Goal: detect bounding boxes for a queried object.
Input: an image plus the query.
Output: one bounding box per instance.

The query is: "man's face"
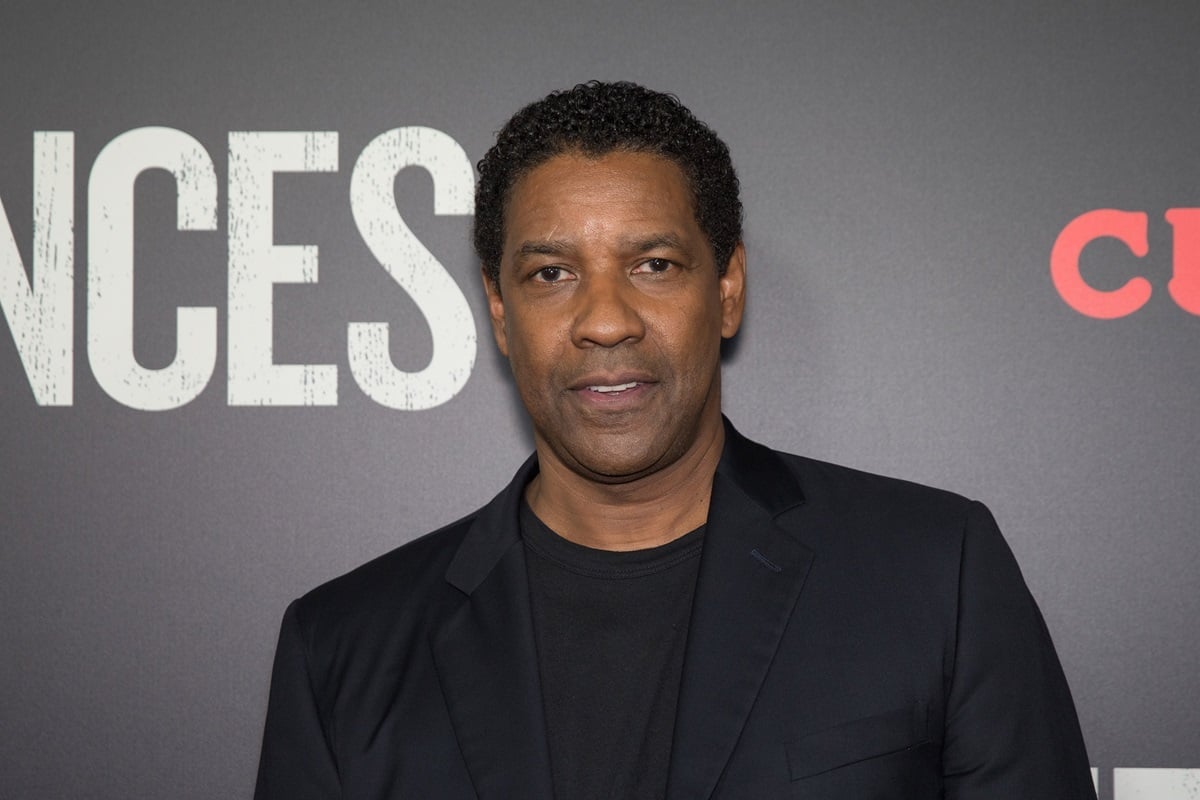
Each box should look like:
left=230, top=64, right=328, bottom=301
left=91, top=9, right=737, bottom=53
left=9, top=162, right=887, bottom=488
left=485, top=150, right=745, bottom=484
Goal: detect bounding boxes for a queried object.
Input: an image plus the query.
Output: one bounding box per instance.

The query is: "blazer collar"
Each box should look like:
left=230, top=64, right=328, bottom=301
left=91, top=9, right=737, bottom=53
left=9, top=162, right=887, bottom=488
left=715, top=417, right=808, bottom=516
left=442, top=417, right=807, bottom=594
left=443, top=452, right=538, bottom=596
left=434, top=419, right=814, bottom=800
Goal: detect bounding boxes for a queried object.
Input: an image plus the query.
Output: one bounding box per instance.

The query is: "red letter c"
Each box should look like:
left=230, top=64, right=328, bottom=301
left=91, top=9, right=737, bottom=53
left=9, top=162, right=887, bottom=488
left=1050, top=209, right=1151, bottom=319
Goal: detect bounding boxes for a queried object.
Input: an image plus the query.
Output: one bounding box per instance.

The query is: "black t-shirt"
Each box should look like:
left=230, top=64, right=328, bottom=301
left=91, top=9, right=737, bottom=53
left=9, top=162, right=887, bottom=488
left=520, top=501, right=704, bottom=800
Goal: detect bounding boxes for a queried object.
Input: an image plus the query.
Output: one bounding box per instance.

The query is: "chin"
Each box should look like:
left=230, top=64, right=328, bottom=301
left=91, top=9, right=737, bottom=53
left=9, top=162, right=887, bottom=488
left=562, top=436, right=677, bottom=484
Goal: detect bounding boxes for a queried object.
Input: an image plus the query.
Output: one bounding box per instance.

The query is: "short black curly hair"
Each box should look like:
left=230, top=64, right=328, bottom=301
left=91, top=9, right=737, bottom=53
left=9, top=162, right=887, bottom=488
left=474, top=81, right=743, bottom=284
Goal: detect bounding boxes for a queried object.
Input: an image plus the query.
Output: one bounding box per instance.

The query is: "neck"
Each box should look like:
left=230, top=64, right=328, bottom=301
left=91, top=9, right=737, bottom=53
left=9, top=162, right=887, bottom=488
left=526, top=419, right=725, bottom=551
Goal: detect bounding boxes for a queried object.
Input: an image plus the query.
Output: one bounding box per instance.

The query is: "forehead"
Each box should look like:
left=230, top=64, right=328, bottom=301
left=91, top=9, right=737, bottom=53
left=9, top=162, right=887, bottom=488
left=502, top=151, right=700, bottom=252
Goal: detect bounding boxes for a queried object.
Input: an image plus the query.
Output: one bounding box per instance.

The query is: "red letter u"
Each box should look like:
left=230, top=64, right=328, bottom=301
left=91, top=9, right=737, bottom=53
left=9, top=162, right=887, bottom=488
left=1164, top=208, right=1200, bottom=315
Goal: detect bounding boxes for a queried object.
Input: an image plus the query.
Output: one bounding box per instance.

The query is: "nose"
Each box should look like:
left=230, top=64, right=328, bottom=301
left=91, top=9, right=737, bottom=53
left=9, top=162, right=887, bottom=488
left=571, top=273, right=645, bottom=348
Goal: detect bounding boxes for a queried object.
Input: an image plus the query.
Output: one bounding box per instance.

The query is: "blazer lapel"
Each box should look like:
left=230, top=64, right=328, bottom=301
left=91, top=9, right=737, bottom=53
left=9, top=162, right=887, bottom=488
left=430, top=457, right=555, bottom=800
left=666, top=423, right=815, bottom=800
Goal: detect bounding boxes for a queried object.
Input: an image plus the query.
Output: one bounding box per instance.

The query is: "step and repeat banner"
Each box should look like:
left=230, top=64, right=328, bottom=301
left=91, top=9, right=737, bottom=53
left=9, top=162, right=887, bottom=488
left=2, top=2, right=1197, bottom=798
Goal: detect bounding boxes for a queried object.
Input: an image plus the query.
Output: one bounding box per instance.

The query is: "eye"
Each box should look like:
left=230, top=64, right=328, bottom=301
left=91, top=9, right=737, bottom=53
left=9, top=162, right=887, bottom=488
left=633, top=257, right=674, bottom=275
left=532, top=266, right=572, bottom=283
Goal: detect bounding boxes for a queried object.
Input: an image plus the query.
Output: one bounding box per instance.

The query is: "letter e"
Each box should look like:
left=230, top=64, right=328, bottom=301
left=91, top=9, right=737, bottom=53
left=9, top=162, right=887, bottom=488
left=227, top=131, right=339, bottom=406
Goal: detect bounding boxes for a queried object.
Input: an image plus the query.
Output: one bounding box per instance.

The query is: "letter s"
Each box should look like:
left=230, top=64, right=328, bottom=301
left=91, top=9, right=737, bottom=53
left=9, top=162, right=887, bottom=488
left=348, top=127, right=475, bottom=410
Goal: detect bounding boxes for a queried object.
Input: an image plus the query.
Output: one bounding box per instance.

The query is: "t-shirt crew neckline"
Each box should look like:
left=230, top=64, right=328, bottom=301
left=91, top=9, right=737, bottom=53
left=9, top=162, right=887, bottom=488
left=518, top=499, right=706, bottom=580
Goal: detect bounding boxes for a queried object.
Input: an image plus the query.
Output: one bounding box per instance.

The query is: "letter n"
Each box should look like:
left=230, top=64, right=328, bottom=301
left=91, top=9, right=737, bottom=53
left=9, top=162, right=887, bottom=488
left=0, top=132, right=74, bottom=405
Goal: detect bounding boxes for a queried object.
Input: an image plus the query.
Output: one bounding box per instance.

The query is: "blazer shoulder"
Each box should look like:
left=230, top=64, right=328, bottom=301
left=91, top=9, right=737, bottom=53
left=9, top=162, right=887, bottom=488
left=721, top=424, right=984, bottom=557
left=767, top=447, right=984, bottom=555
left=721, top=422, right=975, bottom=530
left=787, top=451, right=972, bottom=513
left=289, top=509, right=479, bottom=640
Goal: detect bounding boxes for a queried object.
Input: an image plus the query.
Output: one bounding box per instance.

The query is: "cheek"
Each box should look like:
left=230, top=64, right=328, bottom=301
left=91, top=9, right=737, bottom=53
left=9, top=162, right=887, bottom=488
left=662, top=312, right=722, bottom=374
left=505, top=316, right=567, bottom=382
left=511, top=315, right=555, bottom=351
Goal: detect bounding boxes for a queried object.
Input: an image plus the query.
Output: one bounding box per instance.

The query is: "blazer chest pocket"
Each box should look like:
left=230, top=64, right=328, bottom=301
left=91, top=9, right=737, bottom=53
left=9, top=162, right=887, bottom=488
left=786, top=703, right=929, bottom=780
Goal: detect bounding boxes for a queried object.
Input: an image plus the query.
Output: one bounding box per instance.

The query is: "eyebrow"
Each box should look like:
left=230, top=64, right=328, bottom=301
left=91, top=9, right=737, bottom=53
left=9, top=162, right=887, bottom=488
left=625, top=233, right=684, bottom=253
left=514, top=240, right=572, bottom=259
left=512, top=233, right=686, bottom=260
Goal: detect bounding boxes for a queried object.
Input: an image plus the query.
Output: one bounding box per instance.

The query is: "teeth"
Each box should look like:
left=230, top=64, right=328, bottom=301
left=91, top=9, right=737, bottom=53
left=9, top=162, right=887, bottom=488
left=588, top=382, right=639, bottom=393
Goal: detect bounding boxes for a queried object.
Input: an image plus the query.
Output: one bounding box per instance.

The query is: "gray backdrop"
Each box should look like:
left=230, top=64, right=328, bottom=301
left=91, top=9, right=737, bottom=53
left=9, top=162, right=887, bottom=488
left=2, top=2, right=1197, bottom=798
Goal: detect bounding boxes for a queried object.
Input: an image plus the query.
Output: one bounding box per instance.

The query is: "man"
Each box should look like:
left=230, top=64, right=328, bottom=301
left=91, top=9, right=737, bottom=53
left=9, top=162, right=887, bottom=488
left=255, top=81, right=1096, bottom=799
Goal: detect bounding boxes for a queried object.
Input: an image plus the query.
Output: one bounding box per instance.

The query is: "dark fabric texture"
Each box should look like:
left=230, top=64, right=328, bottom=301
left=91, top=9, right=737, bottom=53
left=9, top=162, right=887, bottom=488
left=521, top=501, right=703, bottom=800
left=254, top=420, right=1097, bottom=799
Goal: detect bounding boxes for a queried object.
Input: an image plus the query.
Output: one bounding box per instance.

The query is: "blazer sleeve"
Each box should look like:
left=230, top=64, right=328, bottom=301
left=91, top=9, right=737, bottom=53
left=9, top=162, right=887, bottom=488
left=254, top=601, right=342, bottom=800
left=942, top=501, right=1096, bottom=799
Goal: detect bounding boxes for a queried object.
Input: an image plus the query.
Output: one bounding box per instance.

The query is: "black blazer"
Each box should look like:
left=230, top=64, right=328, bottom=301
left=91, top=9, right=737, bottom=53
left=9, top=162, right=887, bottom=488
left=255, top=423, right=1096, bottom=799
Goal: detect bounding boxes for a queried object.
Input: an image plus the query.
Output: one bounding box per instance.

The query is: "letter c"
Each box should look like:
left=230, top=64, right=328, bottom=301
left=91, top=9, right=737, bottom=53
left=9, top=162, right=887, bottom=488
left=1050, top=209, right=1151, bottom=319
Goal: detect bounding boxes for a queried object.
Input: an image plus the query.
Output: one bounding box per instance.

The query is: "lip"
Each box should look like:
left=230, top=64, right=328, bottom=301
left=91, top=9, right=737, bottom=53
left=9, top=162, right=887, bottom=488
left=568, top=371, right=657, bottom=392
left=567, top=372, right=659, bottom=410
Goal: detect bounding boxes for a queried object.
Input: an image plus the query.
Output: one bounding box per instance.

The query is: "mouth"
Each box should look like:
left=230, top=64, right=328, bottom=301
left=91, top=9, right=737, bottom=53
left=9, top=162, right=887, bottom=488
left=569, top=373, right=658, bottom=409
left=584, top=381, right=641, bottom=394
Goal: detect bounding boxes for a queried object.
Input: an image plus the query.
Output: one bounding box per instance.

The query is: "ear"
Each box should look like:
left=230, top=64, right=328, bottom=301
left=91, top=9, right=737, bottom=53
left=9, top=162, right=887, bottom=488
left=482, top=267, right=509, bottom=357
left=719, top=242, right=747, bottom=338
